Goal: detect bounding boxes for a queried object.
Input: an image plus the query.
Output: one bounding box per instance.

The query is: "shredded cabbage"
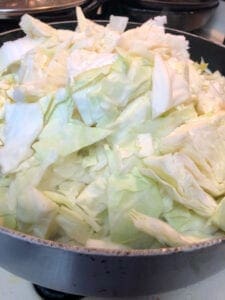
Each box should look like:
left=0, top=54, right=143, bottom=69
left=0, top=9, right=224, bottom=249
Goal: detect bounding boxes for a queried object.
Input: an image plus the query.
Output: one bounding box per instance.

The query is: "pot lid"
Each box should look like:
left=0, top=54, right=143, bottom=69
left=126, top=0, right=219, bottom=11
left=0, top=0, right=90, bottom=19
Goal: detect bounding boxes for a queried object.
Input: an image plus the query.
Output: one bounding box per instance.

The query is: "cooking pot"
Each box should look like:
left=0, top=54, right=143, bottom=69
left=120, top=0, right=219, bottom=31
left=0, top=0, right=104, bottom=33
left=0, top=21, right=225, bottom=298
left=0, top=0, right=102, bottom=19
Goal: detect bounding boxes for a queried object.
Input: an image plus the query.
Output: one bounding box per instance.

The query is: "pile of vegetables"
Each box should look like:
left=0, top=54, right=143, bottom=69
left=0, top=8, right=225, bottom=249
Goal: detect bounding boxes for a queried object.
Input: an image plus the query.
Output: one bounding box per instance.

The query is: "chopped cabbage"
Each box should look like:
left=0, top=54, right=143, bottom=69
left=0, top=103, right=43, bottom=173
left=129, top=210, right=204, bottom=247
left=0, top=10, right=224, bottom=250
left=143, top=153, right=218, bottom=217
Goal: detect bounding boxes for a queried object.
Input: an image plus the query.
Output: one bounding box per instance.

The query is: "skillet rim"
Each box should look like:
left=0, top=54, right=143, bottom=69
left=1, top=19, right=225, bottom=48
left=0, top=225, right=224, bottom=256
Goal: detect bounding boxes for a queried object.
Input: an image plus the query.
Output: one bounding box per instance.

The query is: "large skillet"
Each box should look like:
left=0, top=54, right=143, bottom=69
left=0, top=21, right=225, bottom=297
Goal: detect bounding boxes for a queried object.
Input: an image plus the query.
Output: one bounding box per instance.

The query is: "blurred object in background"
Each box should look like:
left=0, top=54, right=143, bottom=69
left=102, top=0, right=219, bottom=32
left=195, top=0, right=225, bottom=44
left=0, top=0, right=103, bottom=31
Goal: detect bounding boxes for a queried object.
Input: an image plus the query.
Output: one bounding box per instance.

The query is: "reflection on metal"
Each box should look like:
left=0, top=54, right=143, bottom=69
left=0, top=0, right=89, bottom=18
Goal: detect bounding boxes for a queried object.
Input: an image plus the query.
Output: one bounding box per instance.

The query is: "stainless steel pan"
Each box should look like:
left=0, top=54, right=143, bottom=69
left=0, top=21, right=225, bottom=297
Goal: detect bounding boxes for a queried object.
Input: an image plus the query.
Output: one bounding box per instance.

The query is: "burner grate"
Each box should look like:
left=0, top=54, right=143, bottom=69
left=33, top=284, right=84, bottom=300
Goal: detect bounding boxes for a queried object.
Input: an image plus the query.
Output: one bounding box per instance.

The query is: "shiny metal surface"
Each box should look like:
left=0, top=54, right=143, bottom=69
left=198, top=0, right=225, bottom=43
left=120, top=2, right=218, bottom=31
left=1, top=225, right=225, bottom=297
left=0, top=0, right=89, bottom=18
left=0, top=21, right=225, bottom=297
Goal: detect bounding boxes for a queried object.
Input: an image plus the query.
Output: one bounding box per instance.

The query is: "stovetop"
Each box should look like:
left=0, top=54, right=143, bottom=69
left=1, top=266, right=225, bottom=300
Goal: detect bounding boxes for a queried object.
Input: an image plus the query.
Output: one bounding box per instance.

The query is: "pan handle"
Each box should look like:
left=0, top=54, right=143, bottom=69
left=83, top=0, right=109, bottom=15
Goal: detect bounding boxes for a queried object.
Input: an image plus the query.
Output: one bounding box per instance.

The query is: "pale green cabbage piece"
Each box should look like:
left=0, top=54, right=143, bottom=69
left=20, top=14, right=57, bottom=38
left=211, top=197, right=225, bottom=232
left=0, top=102, right=43, bottom=173
left=159, top=112, right=225, bottom=196
left=0, top=187, right=16, bottom=229
left=56, top=206, right=93, bottom=245
left=0, top=36, right=41, bottom=73
left=75, top=7, right=121, bottom=53
left=86, top=238, right=129, bottom=250
left=129, top=210, right=204, bottom=247
left=107, top=15, right=128, bottom=33
left=151, top=55, right=190, bottom=118
left=72, top=54, right=152, bottom=127
left=163, top=204, right=218, bottom=239
left=33, top=92, right=111, bottom=161
left=143, top=153, right=218, bottom=217
left=118, top=16, right=189, bottom=60
left=107, top=168, right=164, bottom=248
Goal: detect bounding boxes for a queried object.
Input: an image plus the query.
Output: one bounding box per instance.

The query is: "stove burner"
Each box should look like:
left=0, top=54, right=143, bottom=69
left=33, top=284, right=84, bottom=300
left=102, top=0, right=218, bottom=32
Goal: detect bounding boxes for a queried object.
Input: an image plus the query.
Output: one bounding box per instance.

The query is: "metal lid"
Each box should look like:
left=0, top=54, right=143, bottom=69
left=0, top=0, right=90, bottom=19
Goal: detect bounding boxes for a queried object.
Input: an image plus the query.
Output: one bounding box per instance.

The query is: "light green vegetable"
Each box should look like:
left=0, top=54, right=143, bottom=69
left=107, top=168, right=164, bottom=248
left=143, top=153, right=218, bottom=217
left=86, top=238, right=129, bottom=250
left=129, top=209, right=204, bottom=247
left=20, top=14, right=57, bottom=38
left=163, top=204, right=218, bottom=238
left=159, top=112, right=225, bottom=196
left=0, top=102, right=43, bottom=173
left=0, top=10, right=224, bottom=249
left=151, top=55, right=190, bottom=118
left=0, top=36, right=41, bottom=73
left=56, top=206, right=92, bottom=244
left=211, top=197, right=225, bottom=232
